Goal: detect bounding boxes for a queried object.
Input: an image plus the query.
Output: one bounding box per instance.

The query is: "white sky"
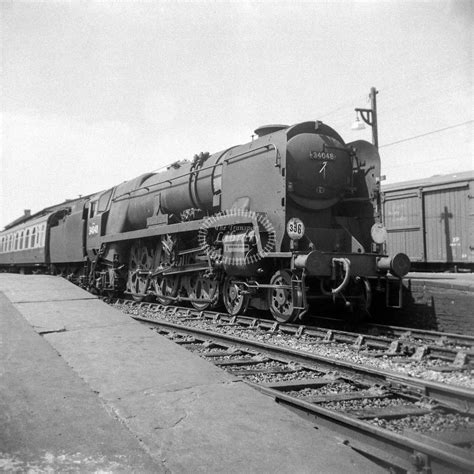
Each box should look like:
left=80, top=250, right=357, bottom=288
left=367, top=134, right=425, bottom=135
left=1, top=0, right=472, bottom=229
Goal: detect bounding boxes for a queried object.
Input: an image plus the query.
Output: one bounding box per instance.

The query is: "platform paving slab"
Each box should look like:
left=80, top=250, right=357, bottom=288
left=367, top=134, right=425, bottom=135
left=1, top=274, right=98, bottom=303
left=0, top=274, right=384, bottom=473
left=406, top=272, right=474, bottom=292
left=0, top=292, right=162, bottom=473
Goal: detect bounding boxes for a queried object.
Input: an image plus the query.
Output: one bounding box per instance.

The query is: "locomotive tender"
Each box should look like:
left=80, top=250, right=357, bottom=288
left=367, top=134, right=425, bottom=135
left=0, top=120, right=410, bottom=322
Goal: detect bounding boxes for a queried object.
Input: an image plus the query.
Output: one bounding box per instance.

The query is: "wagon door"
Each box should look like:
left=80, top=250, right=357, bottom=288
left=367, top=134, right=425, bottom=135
left=423, top=183, right=470, bottom=264
left=383, top=190, right=425, bottom=262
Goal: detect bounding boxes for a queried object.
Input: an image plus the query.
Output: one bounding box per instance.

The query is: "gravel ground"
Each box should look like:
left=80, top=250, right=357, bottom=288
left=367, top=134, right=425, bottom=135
left=286, top=381, right=375, bottom=398
left=116, top=303, right=474, bottom=389
left=241, top=368, right=322, bottom=384
left=320, top=396, right=414, bottom=411
left=368, top=412, right=474, bottom=434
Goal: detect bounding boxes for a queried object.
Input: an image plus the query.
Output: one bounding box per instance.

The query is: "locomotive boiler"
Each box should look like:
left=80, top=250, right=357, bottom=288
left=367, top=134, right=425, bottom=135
left=0, top=120, right=410, bottom=322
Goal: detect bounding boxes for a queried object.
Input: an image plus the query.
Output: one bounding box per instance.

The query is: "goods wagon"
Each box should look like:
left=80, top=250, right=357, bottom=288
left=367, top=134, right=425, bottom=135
left=382, top=171, right=473, bottom=271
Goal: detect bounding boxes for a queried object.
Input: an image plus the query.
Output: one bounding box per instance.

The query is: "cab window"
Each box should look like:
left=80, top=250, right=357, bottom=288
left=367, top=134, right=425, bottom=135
left=89, top=201, right=97, bottom=218
left=98, top=189, right=113, bottom=213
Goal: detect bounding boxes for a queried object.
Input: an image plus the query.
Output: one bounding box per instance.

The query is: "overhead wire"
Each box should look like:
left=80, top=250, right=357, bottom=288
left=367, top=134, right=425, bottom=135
left=318, top=58, right=472, bottom=125
left=384, top=153, right=471, bottom=169
left=380, top=119, right=473, bottom=149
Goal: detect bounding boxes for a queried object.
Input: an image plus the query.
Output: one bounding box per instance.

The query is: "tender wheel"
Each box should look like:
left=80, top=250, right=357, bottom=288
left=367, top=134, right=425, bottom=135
left=184, top=274, right=220, bottom=310
left=127, top=243, right=154, bottom=302
left=222, top=276, right=249, bottom=315
left=268, top=270, right=303, bottom=323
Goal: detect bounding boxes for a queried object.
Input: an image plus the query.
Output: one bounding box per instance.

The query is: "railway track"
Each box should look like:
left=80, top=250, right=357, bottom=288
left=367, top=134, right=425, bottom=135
left=111, top=299, right=474, bottom=473
left=112, top=300, right=474, bottom=368
left=308, top=315, right=474, bottom=358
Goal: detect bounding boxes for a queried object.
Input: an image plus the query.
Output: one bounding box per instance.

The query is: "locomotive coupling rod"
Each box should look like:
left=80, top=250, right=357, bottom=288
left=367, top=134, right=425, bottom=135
left=239, top=281, right=293, bottom=290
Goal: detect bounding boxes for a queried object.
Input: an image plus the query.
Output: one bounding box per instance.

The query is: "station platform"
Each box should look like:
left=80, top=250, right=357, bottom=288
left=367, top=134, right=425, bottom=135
left=0, top=274, right=382, bottom=473
left=405, top=271, right=474, bottom=292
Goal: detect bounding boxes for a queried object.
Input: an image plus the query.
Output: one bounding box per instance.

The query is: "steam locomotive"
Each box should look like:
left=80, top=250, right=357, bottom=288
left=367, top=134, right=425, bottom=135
left=0, top=120, right=410, bottom=322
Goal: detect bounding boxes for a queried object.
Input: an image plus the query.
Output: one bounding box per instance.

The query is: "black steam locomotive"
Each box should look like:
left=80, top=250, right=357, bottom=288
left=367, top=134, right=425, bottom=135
left=0, top=120, right=410, bottom=322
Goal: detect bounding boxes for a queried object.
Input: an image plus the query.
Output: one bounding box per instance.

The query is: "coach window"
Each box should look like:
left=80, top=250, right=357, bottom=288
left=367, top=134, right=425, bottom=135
left=1, top=237, right=4, bottom=253
left=40, top=224, right=46, bottom=246
left=25, top=229, right=30, bottom=249
left=19, top=231, right=24, bottom=250
left=14, top=233, right=19, bottom=250
left=31, top=227, right=36, bottom=248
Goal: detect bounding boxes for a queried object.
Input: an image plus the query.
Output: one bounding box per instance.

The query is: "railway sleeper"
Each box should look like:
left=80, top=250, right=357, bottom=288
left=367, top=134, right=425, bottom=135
left=214, top=357, right=269, bottom=367
left=230, top=367, right=301, bottom=376
left=261, top=377, right=340, bottom=391
left=348, top=406, right=433, bottom=420
left=203, top=350, right=245, bottom=358
left=304, top=391, right=389, bottom=404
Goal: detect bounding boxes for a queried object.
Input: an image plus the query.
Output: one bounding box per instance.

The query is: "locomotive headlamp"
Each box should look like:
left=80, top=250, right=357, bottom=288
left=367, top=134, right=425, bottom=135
left=371, top=223, right=387, bottom=244
left=286, top=218, right=305, bottom=240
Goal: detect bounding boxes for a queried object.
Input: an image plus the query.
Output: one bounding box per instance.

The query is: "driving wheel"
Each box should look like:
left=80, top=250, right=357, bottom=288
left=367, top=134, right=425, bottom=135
left=222, top=276, right=249, bottom=315
left=267, top=270, right=303, bottom=323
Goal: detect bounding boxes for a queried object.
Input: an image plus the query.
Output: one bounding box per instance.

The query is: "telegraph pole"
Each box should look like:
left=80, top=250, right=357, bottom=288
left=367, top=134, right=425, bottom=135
left=355, top=86, right=379, bottom=148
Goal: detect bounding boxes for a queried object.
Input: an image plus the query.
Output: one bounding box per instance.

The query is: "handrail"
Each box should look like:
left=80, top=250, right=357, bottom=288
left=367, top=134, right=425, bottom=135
left=112, top=161, right=221, bottom=202
left=224, top=143, right=280, bottom=167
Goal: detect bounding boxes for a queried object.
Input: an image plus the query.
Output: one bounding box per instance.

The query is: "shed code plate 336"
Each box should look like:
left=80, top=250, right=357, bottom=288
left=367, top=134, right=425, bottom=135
left=286, top=218, right=305, bottom=240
